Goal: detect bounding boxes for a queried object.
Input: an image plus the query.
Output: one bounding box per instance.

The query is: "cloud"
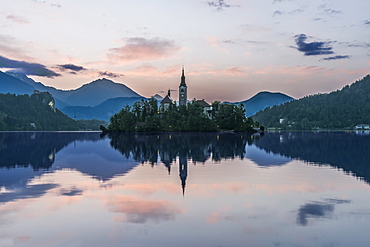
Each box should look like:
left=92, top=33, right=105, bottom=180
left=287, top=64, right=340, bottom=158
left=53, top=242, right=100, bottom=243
left=293, top=34, right=334, bottom=56
left=51, top=3, right=62, bottom=8
left=56, top=64, right=87, bottom=75
left=0, top=35, right=34, bottom=61
left=322, top=55, right=350, bottom=61
left=207, top=0, right=238, bottom=11
left=6, top=15, right=29, bottom=24
left=206, top=36, right=229, bottom=54
left=288, top=8, right=304, bottom=15
left=203, top=66, right=248, bottom=76
left=323, top=8, right=342, bottom=15
left=273, top=10, right=284, bottom=17
left=97, top=71, right=124, bottom=78
left=0, top=55, right=61, bottom=78
left=365, top=20, right=370, bottom=25
left=108, top=37, right=179, bottom=62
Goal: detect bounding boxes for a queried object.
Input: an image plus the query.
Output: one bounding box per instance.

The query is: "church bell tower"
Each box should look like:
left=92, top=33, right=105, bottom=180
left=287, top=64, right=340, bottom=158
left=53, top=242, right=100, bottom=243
left=179, top=66, right=187, bottom=107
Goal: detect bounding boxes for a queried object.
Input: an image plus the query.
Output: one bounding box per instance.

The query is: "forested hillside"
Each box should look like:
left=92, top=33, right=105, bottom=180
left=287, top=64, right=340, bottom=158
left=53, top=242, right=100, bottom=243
left=253, top=75, right=370, bottom=129
left=0, top=93, right=80, bottom=131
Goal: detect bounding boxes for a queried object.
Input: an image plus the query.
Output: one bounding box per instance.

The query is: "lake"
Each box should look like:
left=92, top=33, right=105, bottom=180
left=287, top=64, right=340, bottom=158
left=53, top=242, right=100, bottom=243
left=1, top=131, right=370, bottom=247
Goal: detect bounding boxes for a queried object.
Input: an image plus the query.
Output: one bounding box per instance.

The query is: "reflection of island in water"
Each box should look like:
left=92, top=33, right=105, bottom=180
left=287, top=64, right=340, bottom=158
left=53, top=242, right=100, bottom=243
left=2, top=131, right=369, bottom=194
left=108, top=132, right=253, bottom=194
left=253, top=131, right=370, bottom=184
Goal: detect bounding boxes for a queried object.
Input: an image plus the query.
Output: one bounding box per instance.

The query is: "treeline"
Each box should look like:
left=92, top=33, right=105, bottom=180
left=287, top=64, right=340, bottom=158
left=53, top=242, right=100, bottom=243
left=104, top=98, right=260, bottom=132
left=253, top=74, right=370, bottom=129
left=0, top=93, right=106, bottom=131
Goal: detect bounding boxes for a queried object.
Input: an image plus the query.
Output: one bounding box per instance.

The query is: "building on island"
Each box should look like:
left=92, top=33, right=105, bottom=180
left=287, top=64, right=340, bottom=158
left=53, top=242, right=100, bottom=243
left=160, top=89, right=173, bottom=112
left=355, top=124, right=370, bottom=130
left=160, top=67, right=212, bottom=117
left=194, top=99, right=212, bottom=118
left=179, top=66, right=187, bottom=106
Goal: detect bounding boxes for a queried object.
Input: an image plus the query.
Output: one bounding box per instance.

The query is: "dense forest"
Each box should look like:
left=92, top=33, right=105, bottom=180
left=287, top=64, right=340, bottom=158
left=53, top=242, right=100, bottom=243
left=0, top=93, right=106, bottom=131
left=253, top=75, right=370, bottom=129
left=104, top=98, right=260, bottom=132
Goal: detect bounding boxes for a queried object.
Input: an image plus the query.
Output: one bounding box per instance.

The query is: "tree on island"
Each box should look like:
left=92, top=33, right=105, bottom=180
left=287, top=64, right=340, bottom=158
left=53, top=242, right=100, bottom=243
left=103, top=98, right=259, bottom=132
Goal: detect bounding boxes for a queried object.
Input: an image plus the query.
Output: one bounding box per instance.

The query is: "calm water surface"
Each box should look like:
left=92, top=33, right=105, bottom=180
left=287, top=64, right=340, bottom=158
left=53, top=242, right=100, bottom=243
left=0, top=131, right=370, bottom=247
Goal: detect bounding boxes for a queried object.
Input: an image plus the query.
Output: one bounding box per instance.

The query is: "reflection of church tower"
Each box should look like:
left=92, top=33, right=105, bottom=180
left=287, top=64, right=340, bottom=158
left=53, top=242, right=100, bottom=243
left=179, top=66, right=187, bottom=106
left=179, top=155, right=188, bottom=196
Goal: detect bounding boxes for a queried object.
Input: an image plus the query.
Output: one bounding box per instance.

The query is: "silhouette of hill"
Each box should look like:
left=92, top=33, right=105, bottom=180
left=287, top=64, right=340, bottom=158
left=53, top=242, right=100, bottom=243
left=2, top=72, right=146, bottom=120
left=254, top=75, right=370, bottom=129
left=226, top=91, right=294, bottom=117
left=62, top=78, right=142, bottom=107
left=0, top=93, right=80, bottom=131
left=3, top=72, right=143, bottom=107
left=62, top=96, right=145, bottom=121
left=0, top=71, right=35, bottom=95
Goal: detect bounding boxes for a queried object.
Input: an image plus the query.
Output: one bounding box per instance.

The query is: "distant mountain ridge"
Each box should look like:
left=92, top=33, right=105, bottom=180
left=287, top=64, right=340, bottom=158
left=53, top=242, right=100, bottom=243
left=61, top=78, right=142, bottom=107
left=1, top=70, right=294, bottom=121
left=62, top=96, right=145, bottom=121
left=1, top=71, right=145, bottom=120
left=254, top=74, right=370, bottom=129
left=5, top=72, right=142, bottom=107
left=225, top=91, right=294, bottom=117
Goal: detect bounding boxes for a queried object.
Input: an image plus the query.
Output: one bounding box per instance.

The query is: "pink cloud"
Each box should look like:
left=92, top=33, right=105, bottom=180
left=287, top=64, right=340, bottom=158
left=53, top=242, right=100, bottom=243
left=6, top=15, right=29, bottom=24
left=206, top=36, right=229, bottom=54
left=0, top=35, right=34, bottom=61
left=108, top=37, right=180, bottom=63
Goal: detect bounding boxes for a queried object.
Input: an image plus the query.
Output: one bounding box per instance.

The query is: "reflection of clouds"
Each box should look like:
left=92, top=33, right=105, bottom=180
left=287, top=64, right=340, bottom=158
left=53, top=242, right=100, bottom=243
left=324, top=198, right=351, bottom=204
left=106, top=196, right=182, bottom=224
left=59, top=187, right=83, bottom=196
left=297, top=203, right=334, bottom=226
left=206, top=206, right=231, bottom=224
left=0, top=184, right=59, bottom=204
left=297, top=199, right=351, bottom=226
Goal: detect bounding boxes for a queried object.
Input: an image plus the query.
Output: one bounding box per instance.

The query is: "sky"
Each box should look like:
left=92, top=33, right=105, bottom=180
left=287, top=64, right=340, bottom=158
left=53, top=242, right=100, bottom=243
left=0, top=0, right=369, bottom=102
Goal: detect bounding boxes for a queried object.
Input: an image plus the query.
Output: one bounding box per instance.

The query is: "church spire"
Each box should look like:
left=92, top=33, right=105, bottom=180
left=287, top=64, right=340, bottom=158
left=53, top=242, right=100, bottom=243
left=179, top=66, right=187, bottom=106
left=180, top=66, right=186, bottom=87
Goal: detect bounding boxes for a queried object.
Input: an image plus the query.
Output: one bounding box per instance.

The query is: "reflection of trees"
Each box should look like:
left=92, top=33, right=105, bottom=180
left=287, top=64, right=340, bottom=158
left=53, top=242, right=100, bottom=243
left=0, top=132, right=102, bottom=170
left=107, top=133, right=253, bottom=165
left=254, top=132, right=370, bottom=184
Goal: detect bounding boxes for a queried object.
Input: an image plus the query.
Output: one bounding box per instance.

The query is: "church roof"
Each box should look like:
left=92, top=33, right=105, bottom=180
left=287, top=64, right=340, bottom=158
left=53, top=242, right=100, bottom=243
left=195, top=99, right=210, bottom=107
left=161, top=95, right=172, bottom=104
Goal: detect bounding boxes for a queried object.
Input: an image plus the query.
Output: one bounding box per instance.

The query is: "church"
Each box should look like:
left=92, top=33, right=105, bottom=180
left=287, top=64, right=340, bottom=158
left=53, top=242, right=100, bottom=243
left=160, top=66, right=212, bottom=117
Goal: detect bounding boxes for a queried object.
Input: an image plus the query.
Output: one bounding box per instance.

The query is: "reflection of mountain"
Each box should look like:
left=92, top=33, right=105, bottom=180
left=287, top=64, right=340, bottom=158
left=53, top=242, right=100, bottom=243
left=254, top=132, right=370, bottom=184
left=55, top=138, right=140, bottom=181
left=245, top=144, right=291, bottom=167
left=0, top=132, right=101, bottom=170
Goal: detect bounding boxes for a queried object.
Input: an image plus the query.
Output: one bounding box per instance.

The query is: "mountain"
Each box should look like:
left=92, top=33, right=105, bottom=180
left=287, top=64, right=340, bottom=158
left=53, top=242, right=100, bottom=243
left=61, top=78, right=142, bottom=107
left=62, top=96, right=145, bottom=121
left=253, top=74, right=370, bottom=129
left=153, top=94, right=164, bottom=101
left=226, top=91, right=294, bottom=117
left=3, top=72, right=143, bottom=107
left=5, top=71, right=70, bottom=108
left=0, top=71, right=35, bottom=95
